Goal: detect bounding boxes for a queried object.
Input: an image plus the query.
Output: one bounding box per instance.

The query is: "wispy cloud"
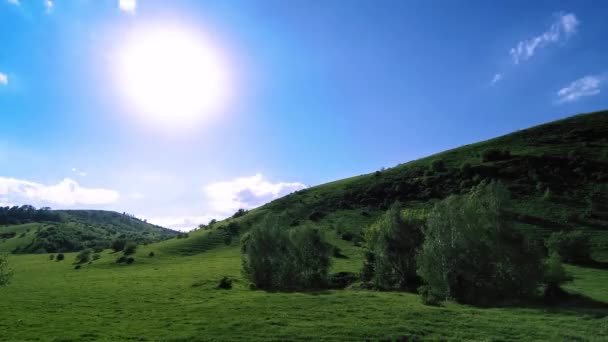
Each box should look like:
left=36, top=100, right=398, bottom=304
left=6, top=0, right=19, bottom=6
left=0, top=73, right=7, bottom=85
left=145, top=215, right=215, bottom=231
left=510, top=13, right=579, bottom=64
left=204, top=174, right=306, bottom=215
left=71, top=168, right=87, bottom=177
left=119, top=0, right=136, bottom=14
left=490, top=73, right=503, bottom=85
left=557, top=75, right=601, bottom=103
left=0, top=177, right=119, bottom=206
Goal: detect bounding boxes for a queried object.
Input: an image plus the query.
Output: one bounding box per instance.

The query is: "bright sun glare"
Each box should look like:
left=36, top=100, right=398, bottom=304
left=117, top=27, right=230, bottom=126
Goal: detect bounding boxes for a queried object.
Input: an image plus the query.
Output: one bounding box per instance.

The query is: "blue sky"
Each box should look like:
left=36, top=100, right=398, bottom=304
left=1, top=0, right=607, bottom=230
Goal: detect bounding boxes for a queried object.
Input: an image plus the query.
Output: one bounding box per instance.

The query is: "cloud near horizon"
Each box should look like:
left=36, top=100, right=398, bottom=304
left=557, top=75, right=601, bottom=103
left=510, top=13, right=579, bottom=64
left=204, top=174, right=307, bottom=215
left=0, top=72, right=7, bottom=85
left=0, top=177, right=119, bottom=206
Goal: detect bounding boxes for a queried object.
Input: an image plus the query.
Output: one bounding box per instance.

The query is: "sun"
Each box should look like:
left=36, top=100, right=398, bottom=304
left=117, top=26, right=230, bottom=127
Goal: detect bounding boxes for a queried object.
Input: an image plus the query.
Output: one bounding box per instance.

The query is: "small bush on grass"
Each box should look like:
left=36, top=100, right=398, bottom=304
left=56, top=253, right=64, bottom=261
left=49, top=254, right=55, bottom=261
left=123, top=243, right=137, bottom=256
left=126, top=257, right=135, bottom=265
left=217, top=276, right=233, bottom=289
left=92, top=254, right=101, bottom=261
left=75, top=249, right=92, bottom=264
left=329, top=272, right=358, bottom=289
left=116, top=256, right=127, bottom=264
left=148, top=251, right=155, bottom=257
left=74, top=265, right=81, bottom=270
left=241, top=224, right=332, bottom=290
left=543, top=253, right=572, bottom=304
left=111, top=239, right=126, bottom=253
left=545, top=231, right=592, bottom=264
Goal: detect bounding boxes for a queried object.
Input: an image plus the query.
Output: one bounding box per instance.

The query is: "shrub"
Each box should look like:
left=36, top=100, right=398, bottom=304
left=75, top=249, right=92, bottom=264
left=123, top=243, right=137, bottom=256
left=308, top=211, right=325, bottom=222
left=56, top=253, right=65, bottom=261
left=481, top=148, right=511, bottom=162
left=329, top=272, right=358, bottom=289
left=340, top=232, right=354, bottom=241
left=148, top=251, right=155, bottom=257
left=232, top=209, right=248, bottom=219
left=93, top=247, right=104, bottom=253
left=0, top=253, right=13, bottom=287
left=111, top=239, right=126, bottom=253
left=545, top=231, right=592, bottom=264
left=92, top=254, right=101, bottom=261
left=363, top=203, right=424, bottom=290
left=241, top=224, right=332, bottom=290
left=74, top=265, right=81, bottom=270
left=49, top=254, right=55, bottom=261
left=417, top=181, right=544, bottom=305
left=116, top=256, right=127, bottom=264
left=543, top=253, right=572, bottom=303
left=431, top=160, right=446, bottom=172
left=217, top=276, right=233, bottom=289
left=126, top=257, right=135, bottom=264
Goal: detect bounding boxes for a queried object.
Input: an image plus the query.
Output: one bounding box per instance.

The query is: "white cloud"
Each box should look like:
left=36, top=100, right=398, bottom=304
left=6, top=0, right=19, bottom=6
left=510, top=13, right=579, bottom=64
left=0, top=177, right=119, bottom=206
left=204, top=174, right=306, bottom=214
left=119, top=0, right=136, bottom=14
left=71, top=168, right=87, bottom=177
left=0, top=73, right=7, bottom=85
left=557, top=75, right=601, bottom=103
left=145, top=215, right=214, bottom=232
left=490, top=73, right=503, bottom=85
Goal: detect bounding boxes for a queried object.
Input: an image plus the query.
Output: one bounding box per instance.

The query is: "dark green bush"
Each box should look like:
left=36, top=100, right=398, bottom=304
left=126, top=257, right=135, bottom=264
left=542, top=253, right=572, bottom=303
left=148, top=251, right=155, bottom=257
left=75, top=249, right=92, bottom=264
left=56, top=253, right=64, bottom=261
left=116, top=256, right=127, bottom=264
left=363, top=202, right=424, bottom=290
left=241, top=224, right=332, bottom=290
left=92, top=254, right=101, bottom=261
left=111, top=239, right=126, bottom=252
left=74, top=265, right=81, bottom=270
left=431, top=160, right=446, bottom=172
left=545, top=231, right=592, bottom=264
left=0, top=254, right=13, bottom=287
left=49, top=254, right=55, bottom=261
left=481, top=148, right=511, bottom=162
left=329, top=272, right=358, bottom=289
left=217, top=276, right=233, bottom=289
left=123, top=243, right=137, bottom=256
left=232, top=209, right=248, bottom=219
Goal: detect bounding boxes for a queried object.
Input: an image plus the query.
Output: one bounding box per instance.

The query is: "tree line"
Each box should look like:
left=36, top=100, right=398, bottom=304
left=0, top=205, right=62, bottom=225
left=241, top=181, right=586, bottom=305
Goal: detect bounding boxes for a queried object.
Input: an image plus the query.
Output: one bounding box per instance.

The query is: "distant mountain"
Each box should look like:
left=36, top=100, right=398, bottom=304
left=0, top=208, right=178, bottom=253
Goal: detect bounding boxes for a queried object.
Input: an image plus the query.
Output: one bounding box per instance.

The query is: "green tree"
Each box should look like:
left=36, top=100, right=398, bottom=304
left=0, top=253, right=13, bottom=287
left=363, top=203, right=424, bottom=290
left=545, top=231, right=592, bottom=264
left=75, top=249, right=92, bottom=264
left=241, top=223, right=332, bottom=290
left=417, top=181, right=543, bottom=305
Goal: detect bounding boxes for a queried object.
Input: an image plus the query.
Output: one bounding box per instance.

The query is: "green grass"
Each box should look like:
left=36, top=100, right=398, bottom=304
left=1, top=110, right=608, bottom=340
left=1, top=245, right=607, bottom=341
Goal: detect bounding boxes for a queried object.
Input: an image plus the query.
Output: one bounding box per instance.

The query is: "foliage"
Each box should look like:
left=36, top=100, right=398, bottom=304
left=431, top=160, right=446, bottom=172
left=112, top=239, right=127, bottom=252
left=481, top=148, right=511, bottom=162
left=417, top=181, right=544, bottom=305
left=123, top=243, right=137, bottom=256
left=56, top=253, right=65, bottom=261
left=75, top=249, right=92, bottom=264
left=241, top=224, right=332, bottom=290
left=545, top=231, right=592, bottom=264
left=363, top=203, right=424, bottom=290
left=0, top=253, right=13, bottom=287
left=0, top=205, right=62, bottom=225
left=232, top=209, right=248, bottom=219
left=543, top=253, right=572, bottom=303
left=217, top=276, right=233, bottom=289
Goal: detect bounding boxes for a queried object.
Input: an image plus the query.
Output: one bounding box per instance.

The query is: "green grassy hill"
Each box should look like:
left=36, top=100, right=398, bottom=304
left=1, top=110, right=607, bottom=341
left=0, top=209, right=178, bottom=254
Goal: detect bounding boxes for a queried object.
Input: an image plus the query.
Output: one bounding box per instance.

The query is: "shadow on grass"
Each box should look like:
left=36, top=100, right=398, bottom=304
left=491, top=292, right=608, bottom=318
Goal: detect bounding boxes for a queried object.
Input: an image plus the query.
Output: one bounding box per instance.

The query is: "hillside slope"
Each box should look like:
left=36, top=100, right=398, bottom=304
left=166, top=110, right=608, bottom=258
left=0, top=209, right=178, bottom=254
